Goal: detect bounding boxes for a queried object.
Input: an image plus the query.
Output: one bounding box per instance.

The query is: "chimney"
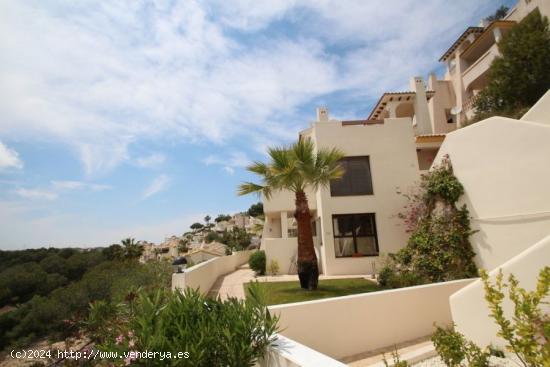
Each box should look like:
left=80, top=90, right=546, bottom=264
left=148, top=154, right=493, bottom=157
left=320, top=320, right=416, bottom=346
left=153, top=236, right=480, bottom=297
left=316, top=107, right=329, bottom=122
left=410, top=76, right=433, bottom=135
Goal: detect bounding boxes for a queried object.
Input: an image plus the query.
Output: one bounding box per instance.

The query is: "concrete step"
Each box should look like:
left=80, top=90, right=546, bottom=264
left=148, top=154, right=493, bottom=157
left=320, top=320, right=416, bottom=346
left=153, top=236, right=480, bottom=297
left=344, top=337, right=436, bottom=367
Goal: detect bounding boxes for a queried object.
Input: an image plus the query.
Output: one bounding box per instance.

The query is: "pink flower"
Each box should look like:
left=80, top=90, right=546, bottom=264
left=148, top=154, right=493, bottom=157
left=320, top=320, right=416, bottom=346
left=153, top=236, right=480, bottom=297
left=128, top=340, right=135, bottom=348
left=115, top=334, right=124, bottom=345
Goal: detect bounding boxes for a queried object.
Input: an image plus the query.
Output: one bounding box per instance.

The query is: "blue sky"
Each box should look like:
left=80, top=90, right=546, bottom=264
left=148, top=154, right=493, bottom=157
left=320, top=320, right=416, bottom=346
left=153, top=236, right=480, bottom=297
left=0, top=0, right=514, bottom=249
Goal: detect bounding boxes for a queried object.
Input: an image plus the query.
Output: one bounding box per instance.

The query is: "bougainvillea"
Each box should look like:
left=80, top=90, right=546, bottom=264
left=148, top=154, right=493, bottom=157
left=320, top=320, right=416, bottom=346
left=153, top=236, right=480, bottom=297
left=382, top=155, right=478, bottom=287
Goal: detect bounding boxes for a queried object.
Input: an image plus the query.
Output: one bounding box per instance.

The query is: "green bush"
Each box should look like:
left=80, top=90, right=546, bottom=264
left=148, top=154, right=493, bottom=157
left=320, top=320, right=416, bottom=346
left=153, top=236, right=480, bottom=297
left=432, top=267, right=550, bottom=367
left=378, top=265, right=426, bottom=289
left=432, top=325, right=489, bottom=367
left=92, top=285, right=278, bottom=367
left=249, top=251, right=266, bottom=275
left=481, top=267, right=549, bottom=367
left=382, top=347, right=409, bottom=367
left=390, top=156, right=478, bottom=285
left=268, top=259, right=280, bottom=275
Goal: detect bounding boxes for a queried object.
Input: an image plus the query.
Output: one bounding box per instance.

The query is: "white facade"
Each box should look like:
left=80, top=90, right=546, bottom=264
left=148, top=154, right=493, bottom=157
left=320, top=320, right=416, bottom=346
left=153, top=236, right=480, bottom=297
left=262, top=109, right=421, bottom=275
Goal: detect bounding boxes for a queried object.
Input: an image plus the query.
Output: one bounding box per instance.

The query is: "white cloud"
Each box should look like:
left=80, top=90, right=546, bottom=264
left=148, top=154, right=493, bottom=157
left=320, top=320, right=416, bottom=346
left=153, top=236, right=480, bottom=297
left=15, top=188, right=57, bottom=201
left=204, top=150, right=250, bottom=174
left=135, top=153, right=166, bottom=168
left=0, top=141, right=23, bottom=170
left=51, top=180, right=111, bottom=191
left=141, top=174, right=170, bottom=200
left=0, top=0, right=497, bottom=178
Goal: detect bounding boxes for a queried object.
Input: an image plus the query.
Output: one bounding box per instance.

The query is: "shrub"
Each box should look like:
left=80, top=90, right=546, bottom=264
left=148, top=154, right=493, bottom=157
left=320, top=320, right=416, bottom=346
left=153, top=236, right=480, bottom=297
left=382, top=347, right=409, bottom=367
left=481, top=267, right=549, bottom=367
left=249, top=251, right=266, bottom=275
left=221, top=227, right=251, bottom=251
left=391, top=156, right=478, bottom=285
left=268, top=259, right=280, bottom=275
left=92, top=285, right=278, bottom=367
left=432, top=325, right=489, bottom=367
left=432, top=267, right=550, bottom=367
left=378, top=265, right=426, bottom=289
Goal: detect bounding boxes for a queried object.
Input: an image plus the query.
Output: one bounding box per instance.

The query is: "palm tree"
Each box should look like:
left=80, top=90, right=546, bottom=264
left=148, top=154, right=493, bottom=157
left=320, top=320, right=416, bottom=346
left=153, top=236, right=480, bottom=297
left=121, top=238, right=143, bottom=259
left=238, top=138, right=344, bottom=290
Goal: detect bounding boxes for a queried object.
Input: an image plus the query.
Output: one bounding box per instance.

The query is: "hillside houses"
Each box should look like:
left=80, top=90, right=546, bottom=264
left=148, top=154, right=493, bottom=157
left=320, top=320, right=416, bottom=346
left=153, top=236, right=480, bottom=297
left=139, top=210, right=263, bottom=263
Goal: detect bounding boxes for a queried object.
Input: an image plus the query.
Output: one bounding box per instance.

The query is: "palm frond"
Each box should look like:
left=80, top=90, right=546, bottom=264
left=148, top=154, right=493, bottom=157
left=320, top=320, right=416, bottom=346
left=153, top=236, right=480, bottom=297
left=246, top=161, right=269, bottom=176
left=237, top=182, right=272, bottom=199
left=310, top=147, right=346, bottom=189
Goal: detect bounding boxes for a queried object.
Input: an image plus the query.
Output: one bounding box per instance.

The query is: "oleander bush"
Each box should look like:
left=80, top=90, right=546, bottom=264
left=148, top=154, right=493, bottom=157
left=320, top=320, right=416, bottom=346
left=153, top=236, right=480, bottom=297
left=90, top=284, right=279, bottom=367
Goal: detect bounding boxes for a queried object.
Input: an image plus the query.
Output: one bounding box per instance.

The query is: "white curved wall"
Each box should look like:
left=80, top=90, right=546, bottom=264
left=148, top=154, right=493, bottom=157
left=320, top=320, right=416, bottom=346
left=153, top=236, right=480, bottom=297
left=434, top=115, right=550, bottom=270
left=172, top=250, right=253, bottom=294
left=450, top=235, right=550, bottom=348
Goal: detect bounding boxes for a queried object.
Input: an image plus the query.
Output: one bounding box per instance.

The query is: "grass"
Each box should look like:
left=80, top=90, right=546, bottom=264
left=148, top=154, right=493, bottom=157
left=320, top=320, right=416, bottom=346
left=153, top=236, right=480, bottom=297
left=245, top=278, right=381, bottom=305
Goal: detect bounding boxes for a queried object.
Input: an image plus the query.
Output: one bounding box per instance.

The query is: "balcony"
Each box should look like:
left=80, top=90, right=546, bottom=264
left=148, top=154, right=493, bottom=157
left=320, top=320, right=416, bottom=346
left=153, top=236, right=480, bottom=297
left=462, top=43, right=499, bottom=91
left=263, top=189, right=317, bottom=214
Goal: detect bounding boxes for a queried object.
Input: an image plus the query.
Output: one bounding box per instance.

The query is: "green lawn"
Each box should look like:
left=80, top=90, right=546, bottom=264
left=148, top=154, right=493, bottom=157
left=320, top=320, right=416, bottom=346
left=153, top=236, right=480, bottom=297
left=246, top=278, right=381, bottom=305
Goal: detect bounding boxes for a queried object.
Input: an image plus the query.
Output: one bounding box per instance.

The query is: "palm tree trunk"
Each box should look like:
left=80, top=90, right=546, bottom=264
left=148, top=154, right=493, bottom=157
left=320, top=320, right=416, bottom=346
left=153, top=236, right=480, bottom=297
left=294, top=190, right=318, bottom=290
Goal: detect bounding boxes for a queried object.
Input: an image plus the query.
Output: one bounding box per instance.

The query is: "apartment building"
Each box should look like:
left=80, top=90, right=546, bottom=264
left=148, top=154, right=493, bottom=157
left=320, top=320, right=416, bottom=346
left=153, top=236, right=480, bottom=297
left=429, top=0, right=549, bottom=126
left=260, top=0, right=549, bottom=276
left=262, top=107, right=421, bottom=275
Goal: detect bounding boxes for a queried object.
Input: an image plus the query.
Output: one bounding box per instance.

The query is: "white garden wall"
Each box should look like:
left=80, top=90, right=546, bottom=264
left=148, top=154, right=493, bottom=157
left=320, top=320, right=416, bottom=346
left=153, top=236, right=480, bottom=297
left=171, top=250, right=253, bottom=294
left=269, top=279, right=473, bottom=360
left=256, top=334, right=346, bottom=367
left=450, top=234, right=550, bottom=348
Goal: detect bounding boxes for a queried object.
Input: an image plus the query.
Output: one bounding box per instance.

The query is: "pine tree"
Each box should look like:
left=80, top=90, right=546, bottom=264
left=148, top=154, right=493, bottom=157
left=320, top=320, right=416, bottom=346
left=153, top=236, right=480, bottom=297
left=473, top=9, right=550, bottom=119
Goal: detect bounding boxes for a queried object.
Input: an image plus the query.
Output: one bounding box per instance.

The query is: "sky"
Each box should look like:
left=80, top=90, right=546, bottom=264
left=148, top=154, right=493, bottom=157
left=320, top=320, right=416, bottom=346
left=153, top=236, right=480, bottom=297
left=0, top=0, right=513, bottom=249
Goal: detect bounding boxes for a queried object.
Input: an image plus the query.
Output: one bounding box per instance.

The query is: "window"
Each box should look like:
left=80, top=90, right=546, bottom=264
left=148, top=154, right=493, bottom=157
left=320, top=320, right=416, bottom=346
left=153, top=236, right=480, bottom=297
left=330, top=156, right=373, bottom=196
left=332, top=214, right=379, bottom=257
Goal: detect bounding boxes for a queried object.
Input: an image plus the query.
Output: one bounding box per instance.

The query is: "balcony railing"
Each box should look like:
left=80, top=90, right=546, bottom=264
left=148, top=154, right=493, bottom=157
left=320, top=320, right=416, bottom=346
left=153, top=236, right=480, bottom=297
left=462, top=44, right=499, bottom=90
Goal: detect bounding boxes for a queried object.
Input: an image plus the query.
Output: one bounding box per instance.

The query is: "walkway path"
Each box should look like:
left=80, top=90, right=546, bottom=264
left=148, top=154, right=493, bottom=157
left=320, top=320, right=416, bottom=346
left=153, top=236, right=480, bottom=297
left=208, top=264, right=374, bottom=300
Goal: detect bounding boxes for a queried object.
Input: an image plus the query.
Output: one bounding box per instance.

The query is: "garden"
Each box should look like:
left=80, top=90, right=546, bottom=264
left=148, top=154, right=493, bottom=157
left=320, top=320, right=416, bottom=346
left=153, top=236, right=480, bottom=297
left=245, top=278, right=380, bottom=305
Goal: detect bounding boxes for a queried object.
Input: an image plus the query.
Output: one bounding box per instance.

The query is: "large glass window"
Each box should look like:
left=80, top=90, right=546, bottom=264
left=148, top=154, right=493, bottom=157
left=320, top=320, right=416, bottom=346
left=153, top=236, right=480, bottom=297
left=332, top=213, right=378, bottom=257
left=330, top=156, right=373, bottom=196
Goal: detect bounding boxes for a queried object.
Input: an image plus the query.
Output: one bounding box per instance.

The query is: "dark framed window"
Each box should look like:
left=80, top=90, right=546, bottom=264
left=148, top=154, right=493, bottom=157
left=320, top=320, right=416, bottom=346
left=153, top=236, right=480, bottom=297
left=332, top=213, right=379, bottom=257
left=330, top=156, right=373, bottom=196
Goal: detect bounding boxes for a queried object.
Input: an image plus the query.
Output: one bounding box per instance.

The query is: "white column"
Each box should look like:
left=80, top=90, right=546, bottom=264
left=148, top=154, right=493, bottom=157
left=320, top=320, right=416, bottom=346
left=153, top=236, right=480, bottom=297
left=281, top=211, right=288, bottom=239
left=410, top=76, right=433, bottom=135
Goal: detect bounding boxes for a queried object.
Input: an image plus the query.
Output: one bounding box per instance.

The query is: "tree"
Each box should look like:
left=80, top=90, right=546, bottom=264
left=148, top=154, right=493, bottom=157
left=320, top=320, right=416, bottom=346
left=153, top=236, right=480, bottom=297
left=102, top=244, right=124, bottom=261
left=120, top=238, right=143, bottom=260
left=205, top=231, right=221, bottom=243
left=238, top=138, right=344, bottom=290
left=473, top=9, right=550, bottom=121
left=484, top=5, right=509, bottom=22
left=204, top=215, right=211, bottom=225
left=221, top=227, right=251, bottom=251
left=190, top=222, right=204, bottom=231
left=215, top=214, right=232, bottom=223
left=177, top=239, right=189, bottom=254
left=247, top=202, right=264, bottom=217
